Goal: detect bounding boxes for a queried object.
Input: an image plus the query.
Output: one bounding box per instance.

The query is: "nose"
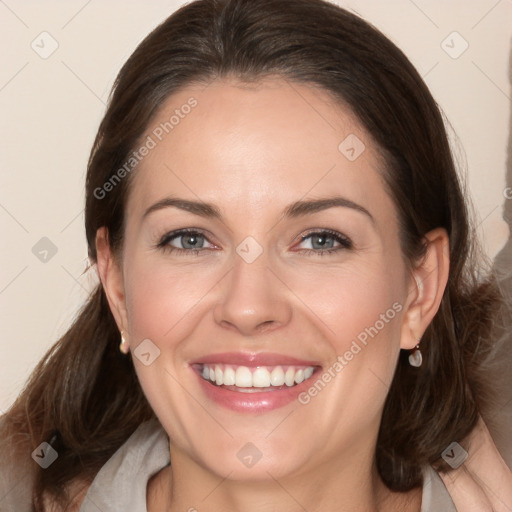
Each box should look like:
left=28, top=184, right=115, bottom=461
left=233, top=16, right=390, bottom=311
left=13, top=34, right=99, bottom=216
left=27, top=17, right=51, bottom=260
left=213, top=252, right=293, bottom=336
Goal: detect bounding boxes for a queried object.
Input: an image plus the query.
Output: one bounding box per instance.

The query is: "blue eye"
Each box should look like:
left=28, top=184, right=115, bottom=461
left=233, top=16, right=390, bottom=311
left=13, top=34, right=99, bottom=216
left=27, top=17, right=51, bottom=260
left=156, top=228, right=352, bottom=257
left=297, top=230, right=353, bottom=254
left=157, top=229, right=215, bottom=254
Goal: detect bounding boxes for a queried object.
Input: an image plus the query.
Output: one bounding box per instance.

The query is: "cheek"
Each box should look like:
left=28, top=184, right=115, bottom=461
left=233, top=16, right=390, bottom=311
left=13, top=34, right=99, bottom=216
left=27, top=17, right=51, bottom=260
left=283, top=258, right=404, bottom=349
left=123, top=255, right=218, bottom=343
left=121, top=255, right=222, bottom=440
left=285, top=258, right=406, bottom=419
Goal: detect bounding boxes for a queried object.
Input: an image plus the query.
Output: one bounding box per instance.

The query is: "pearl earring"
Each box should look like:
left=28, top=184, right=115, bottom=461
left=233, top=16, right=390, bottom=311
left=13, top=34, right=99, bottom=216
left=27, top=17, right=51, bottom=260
left=119, top=331, right=130, bottom=354
left=408, top=339, right=422, bottom=367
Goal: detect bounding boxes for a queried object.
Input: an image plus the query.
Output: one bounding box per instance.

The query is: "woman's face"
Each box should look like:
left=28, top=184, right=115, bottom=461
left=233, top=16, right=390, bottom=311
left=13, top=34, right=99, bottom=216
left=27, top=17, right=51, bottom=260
left=112, top=78, right=417, bottom=481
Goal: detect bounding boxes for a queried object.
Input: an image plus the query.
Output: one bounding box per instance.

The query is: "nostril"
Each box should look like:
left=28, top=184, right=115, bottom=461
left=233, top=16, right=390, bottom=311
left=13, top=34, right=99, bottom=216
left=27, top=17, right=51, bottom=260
left=256, top=320, right=278, bottom=333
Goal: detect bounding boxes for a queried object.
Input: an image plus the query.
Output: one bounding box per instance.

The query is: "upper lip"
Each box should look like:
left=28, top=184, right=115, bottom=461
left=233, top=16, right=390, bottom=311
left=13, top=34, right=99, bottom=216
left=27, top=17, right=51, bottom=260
left=190, top=352, right=321, bottom=367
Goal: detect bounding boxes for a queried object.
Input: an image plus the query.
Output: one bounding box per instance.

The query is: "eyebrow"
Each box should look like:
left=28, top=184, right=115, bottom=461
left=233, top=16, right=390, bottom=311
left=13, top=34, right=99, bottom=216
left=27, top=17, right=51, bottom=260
left=143, top=197, right=222, bottom=220
left=143, top=196, right=374, bottom=223
left=283, top=197, right=374, bottom=223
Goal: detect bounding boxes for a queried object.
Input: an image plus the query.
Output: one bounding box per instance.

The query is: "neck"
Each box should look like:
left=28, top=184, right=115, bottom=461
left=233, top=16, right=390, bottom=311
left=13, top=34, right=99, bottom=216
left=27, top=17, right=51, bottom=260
left=148, top=440, right=421, bottom=512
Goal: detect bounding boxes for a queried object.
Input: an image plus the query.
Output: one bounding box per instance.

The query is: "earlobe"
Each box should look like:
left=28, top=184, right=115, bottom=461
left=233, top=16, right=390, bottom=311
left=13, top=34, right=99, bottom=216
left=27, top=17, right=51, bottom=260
left=95, top=227, right=129, bottom=333
left=400, top=227, right=450, bottom=350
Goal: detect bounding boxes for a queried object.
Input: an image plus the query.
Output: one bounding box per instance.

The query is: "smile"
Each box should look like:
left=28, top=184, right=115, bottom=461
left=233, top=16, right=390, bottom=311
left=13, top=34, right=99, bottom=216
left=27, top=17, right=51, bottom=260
left=199, top=364, right=316, bottom=389
left=191, top=352, right=322, bottom=412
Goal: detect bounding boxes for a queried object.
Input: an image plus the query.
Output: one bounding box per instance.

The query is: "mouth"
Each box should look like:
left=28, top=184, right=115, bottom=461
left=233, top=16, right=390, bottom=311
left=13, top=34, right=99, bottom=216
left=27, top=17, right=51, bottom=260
left=190, top=353, right=321, bottom=412
left=196, top=363, right=315, bottom=390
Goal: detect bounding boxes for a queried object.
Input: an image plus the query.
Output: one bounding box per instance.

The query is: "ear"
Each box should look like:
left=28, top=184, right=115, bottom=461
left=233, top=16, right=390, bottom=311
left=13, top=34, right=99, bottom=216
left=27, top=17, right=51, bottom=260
left=95, top=227, right=129, bottom=334
left=400, top=227, right=450, bottom=350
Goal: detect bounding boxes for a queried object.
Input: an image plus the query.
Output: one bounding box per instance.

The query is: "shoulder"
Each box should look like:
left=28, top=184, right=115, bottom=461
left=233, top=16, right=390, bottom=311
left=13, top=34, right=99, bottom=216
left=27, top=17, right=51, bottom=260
left=77, top=419, right=169, bottom=512
left=40, top=481, right=90, bottom=512
left=0, top=417, right=90, bottom=512
left=48, top=420, right=167, bottom=512
left=421, top=466, right=456, bottom=512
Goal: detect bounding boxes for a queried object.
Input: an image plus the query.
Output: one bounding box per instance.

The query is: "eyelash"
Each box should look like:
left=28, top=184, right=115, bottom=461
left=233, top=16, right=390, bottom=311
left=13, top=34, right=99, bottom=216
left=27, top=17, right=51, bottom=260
left=298, top=229, right=353, bottom=256
left=156, top=229, right=214, bottom=256
left=156, top=228, right=353, bottom=256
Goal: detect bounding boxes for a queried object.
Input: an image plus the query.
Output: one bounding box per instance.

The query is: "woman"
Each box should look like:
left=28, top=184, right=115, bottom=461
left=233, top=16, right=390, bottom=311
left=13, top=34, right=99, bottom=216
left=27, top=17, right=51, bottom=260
left=1, top=0, right=510, bottom=510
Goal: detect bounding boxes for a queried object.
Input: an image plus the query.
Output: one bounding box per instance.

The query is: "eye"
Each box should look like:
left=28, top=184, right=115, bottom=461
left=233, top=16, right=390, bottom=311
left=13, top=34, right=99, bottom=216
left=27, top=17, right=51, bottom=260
left=295, top=229, right=353, bottom=255
left=157, top=229, right=216, bottom=254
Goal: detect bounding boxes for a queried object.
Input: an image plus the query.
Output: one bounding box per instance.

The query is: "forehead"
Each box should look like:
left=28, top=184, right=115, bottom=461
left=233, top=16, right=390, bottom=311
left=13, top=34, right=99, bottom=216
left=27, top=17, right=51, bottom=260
left=126, top=77, right=394, bottom=223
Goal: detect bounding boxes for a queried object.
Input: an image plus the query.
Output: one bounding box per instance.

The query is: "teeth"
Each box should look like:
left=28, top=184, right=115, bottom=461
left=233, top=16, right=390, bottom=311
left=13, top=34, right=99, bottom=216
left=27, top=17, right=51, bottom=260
left=235, top=366, right=252, bottom=387
left=285, top=367, right=295, bottom=387
left=200, top=364, right=316, bottom=389
left=223, top=366, right=236, bottom=386
left=294, top=369, right=305, bottom=384
left=215, top=365, right=223, bottom=386
left=270, top=366, right=285, bottom=386
left=252, top=367, right=271, bottom=387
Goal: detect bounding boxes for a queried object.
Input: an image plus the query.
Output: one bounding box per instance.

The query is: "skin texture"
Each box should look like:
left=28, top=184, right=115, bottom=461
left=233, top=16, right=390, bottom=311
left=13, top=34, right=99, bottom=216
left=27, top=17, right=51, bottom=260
left=96, top=78, right=450, bottom=511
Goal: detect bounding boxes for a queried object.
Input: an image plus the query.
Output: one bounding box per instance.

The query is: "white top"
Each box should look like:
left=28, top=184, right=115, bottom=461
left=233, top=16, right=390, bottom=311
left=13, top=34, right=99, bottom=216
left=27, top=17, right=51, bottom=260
left=77, top=419, right=456, bottom=512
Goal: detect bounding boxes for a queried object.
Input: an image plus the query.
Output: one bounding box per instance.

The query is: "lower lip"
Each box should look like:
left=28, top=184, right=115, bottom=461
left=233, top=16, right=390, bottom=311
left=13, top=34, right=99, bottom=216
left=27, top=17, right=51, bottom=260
left=194, top=368, right=318, bottom=413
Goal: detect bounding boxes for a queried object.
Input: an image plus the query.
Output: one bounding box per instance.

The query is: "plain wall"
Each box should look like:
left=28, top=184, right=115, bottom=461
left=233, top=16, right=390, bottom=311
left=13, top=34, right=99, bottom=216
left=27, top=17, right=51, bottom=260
left=1, top=0, right=511, bottom=416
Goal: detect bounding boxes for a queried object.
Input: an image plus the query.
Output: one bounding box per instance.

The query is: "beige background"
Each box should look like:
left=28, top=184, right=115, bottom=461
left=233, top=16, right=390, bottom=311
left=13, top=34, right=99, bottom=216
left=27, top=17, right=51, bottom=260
left=0, top=0, right=511, bottom=434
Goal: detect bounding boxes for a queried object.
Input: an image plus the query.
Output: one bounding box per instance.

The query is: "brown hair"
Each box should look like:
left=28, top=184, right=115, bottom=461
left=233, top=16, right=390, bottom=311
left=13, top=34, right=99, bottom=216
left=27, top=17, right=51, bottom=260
left=1, top=0, right=502, bottom=508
